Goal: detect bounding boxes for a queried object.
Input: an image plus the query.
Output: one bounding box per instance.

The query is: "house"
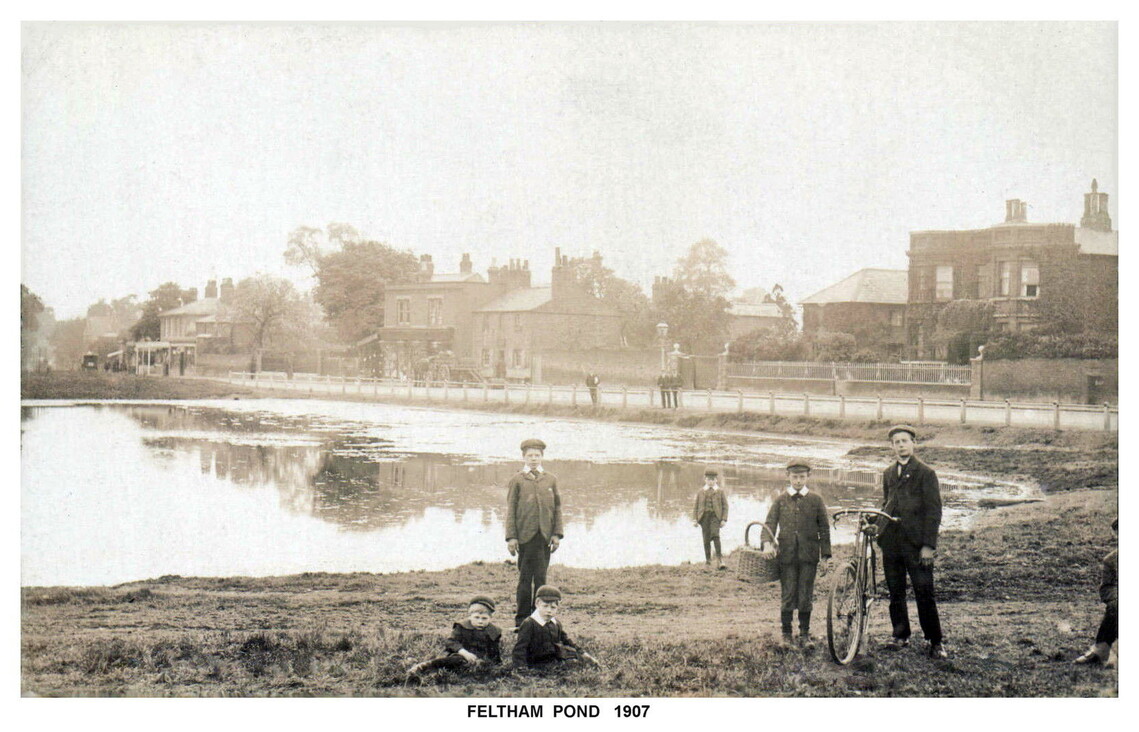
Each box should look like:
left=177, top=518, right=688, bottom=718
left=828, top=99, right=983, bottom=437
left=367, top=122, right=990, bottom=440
left=800, top=268, right=908, bottom=357
left=726, top=301, right=786, bottom=339
left=905, top=181, right=1118, bottom=360
left=154, top=278, right=253, bottom=370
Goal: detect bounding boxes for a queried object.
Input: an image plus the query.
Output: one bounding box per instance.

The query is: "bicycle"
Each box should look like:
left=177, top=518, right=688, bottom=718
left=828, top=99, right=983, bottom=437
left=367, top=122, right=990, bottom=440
left=826, top=508, right=899, bottom=665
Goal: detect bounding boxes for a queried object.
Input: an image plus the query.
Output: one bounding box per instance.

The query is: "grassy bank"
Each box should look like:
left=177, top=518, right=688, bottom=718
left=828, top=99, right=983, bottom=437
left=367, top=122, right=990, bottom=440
left=21, top=489, right=1117, bottom=697
left=21, top=372, right=254, bottom=401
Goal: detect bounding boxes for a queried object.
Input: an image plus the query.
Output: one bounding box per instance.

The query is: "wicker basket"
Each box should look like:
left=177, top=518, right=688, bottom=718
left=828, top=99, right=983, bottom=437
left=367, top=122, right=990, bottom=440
left=735, top=521, right=780, bottom=583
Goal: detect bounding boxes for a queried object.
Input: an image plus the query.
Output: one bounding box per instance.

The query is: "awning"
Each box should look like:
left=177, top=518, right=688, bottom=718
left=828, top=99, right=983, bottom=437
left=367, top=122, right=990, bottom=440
left=134, top=341, right=172, bottom=351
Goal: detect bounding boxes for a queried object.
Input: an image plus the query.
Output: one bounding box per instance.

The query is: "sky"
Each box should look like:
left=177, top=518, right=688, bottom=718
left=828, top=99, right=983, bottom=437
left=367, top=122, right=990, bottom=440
left=21, top=22, right=1117, bottom=320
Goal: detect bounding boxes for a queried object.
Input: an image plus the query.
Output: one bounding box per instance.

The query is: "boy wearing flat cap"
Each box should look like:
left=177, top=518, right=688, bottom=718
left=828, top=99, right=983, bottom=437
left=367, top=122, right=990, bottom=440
left=506, top=438, right=565, bottom=628
left=692, top=468, right=729, bottom=569
left=764, top=458, right=831, bottom=647
left=407, top=595, right=503, bottom=678
left=512, top=584, right=581, bottom=668
left=876, top=425, right=946, bottom=659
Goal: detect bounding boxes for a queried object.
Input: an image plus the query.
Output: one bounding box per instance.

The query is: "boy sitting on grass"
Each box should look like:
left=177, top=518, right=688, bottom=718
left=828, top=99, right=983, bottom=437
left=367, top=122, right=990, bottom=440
left=512, top=585, right=598, bottom=670
left=407, top=595, right=502, bottom=679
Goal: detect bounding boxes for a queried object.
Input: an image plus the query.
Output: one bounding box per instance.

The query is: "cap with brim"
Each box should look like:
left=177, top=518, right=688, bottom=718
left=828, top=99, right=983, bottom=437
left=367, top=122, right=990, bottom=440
left=786, top=458, right=811, bottom=472
left=704, top=468, right=718, bottom=477
left=468, top=595, right=495, bottom=613
left=887, top=424, right=917, bottom=441
left=520, top=438, right=547, bottom=452
left=535, top=584, right=562, bottom=601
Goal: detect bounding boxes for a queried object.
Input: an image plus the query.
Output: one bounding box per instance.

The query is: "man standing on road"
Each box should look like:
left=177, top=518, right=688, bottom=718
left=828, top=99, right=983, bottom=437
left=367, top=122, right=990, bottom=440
left=585, top=370, right=601, bottom=407
left=877, top=424, right=947, bottom=659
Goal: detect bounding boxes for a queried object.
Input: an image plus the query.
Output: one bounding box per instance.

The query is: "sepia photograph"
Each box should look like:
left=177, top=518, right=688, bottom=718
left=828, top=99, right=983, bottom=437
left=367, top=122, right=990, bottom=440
left=19, top=20, right=1118, bottom=703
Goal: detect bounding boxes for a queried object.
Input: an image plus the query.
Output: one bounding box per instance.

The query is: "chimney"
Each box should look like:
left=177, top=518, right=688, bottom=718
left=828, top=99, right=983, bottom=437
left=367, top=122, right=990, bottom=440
left=487, top=256, right=531, bottom=290
left=205, top=279, right=218, bottom=299
left=1080, top=178, right=1113, bottom=232
left=460, top=253, right=472, bottom=274
left=219, top=278, right=234, bottom=303
left=418, top=254, right=434, bottom=281
left=1005, top=199, right=1027, bottom=223
left=551, top=247, right=573, bottom=301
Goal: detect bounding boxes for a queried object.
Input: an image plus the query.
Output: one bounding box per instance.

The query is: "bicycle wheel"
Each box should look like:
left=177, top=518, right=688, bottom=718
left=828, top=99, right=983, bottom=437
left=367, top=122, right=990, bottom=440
left=827, top=562, right=863, bottom=665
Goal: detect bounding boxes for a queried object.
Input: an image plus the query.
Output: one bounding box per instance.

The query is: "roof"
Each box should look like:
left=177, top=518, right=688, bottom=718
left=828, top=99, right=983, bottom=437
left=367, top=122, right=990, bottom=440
left=800, top=268, right=908, bottom=305
left=1075, top=227, right=1118, bottom=256
left=475, top=287, right=554, bottom=313
left=429, top=272, right=485, bottom=283
left=730, top=302, right=783, bottom=318
left=160, top=297, right=220, bottom=317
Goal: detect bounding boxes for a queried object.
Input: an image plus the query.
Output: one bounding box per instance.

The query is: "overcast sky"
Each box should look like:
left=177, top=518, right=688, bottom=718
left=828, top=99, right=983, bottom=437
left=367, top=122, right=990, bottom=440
left=22, top=22, right=1117, bottom=320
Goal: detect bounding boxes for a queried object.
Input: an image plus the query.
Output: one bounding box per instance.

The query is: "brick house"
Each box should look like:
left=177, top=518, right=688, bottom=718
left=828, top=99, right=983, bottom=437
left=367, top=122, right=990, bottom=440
left=800, top=268, right=908, bottom=357
left=156, top=278, right=254, bottom=369
left=905, top=181, right=1117, bottom=360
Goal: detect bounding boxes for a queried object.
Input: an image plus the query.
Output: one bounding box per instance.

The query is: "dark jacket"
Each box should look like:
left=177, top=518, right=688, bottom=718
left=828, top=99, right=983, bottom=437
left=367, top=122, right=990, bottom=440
left=1100, top=549, right=1118, bottom=607
left=764, top=489, right=831, bottom=564
left=877, top=456, right=942, bottom=552
left=505, top=469, right=564, bottom=544
left=512, top=616, right=576, bottom=667
left=692, top=486, right=729, bottom=523
left=443, top=620, right=502, bottom=663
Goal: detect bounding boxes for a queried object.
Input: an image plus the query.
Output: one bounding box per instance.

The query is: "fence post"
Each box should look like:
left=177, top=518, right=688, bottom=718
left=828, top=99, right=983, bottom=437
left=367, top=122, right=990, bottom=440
left=960, top=399, right=967, bottom=424
left=707, top=389, right=713, bottom=409
left=572, top=384, right=578, bottom=406
left=463, top=382, right=468, bottom=402
left=505, top=384, right=511, bottom=404
left=1004, top=399, right=1012, bottom=426
left=525, top=383, right=531, bottom=405
left=1104, top=402, right=1111, bottom=431
left=677, top=389, right=684, bottom=408
left=1052, top=401, right=1060, bottom=430
left=839, top=394, right=846, bottom=419
left=622, top=386, right=628, bottom=408
left=548, top=385, right=554, bottom=405
left=803, top=392, right=810, bottom=417
left=737, top=390, right=744, bottom=413
left=373, top=379, right=378, bottom=396
left=443, top=381, right=449, bottom=401
left=876, top=394, right=883, bottom=421
left=342, top=378, right=347, bottom=394
left=769, top=392, right=776, bottom=415
left=483, top=383, right=489, bottom=402
left=917, top=397, right=924, bottom=425
left=407, top=380, right=413, bottom=398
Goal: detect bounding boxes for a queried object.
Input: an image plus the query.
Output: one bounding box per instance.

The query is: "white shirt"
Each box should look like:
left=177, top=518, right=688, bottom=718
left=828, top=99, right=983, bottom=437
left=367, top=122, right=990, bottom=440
left=786, top=486, right=810, bottom=496
left=529, top=609, right=557, bottom=626
left=523, top=464, right=545, bottom=475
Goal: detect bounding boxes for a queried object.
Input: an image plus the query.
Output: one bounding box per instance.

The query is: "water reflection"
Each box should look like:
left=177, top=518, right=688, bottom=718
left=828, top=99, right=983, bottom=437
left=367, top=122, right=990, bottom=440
left=21, top=403, right=1032, bottom=586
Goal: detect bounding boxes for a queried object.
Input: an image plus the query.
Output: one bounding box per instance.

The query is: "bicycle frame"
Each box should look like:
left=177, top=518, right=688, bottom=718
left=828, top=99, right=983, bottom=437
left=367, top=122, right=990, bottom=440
left=827, top=508, right=897, bottom=664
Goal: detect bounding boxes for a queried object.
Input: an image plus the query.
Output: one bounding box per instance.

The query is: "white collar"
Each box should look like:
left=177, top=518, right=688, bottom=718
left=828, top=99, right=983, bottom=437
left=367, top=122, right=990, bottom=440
left=897, top=457, right=912, bottom=466
left=524, top=465, right=544, bottom=474
left=703, top=483, right=719, bottom=491
left=529, top=609, right=556, bottom=626
left=786, top=486, right=810, bottom=496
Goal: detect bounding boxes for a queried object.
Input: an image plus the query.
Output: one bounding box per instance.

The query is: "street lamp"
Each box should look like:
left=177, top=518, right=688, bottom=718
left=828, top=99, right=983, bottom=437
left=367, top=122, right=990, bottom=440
left=656, top=322, right=669, bottom=372
left=976, top=344, right=985, bottom=401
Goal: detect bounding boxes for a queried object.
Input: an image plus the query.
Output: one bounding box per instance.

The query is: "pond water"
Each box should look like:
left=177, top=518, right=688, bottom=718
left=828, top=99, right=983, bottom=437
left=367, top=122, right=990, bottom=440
left=21, top=399, right=1035, bottom=586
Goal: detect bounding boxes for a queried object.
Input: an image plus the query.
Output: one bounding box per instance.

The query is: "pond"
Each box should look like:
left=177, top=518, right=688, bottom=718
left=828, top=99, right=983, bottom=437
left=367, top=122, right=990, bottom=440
left=20, top=399, right=1036, bottom=586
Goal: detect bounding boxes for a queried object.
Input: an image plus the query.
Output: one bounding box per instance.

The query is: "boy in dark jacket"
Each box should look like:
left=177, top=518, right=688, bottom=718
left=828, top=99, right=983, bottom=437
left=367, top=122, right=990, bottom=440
left=692, top=468, right=729, bottom=568
left=512, top=585, right=581, bottom=668
left=1075, top=517, right=1118, bottom=666
left=763, top=458, right=831, bottom=647
left=407, top=595, right=502, bottom=678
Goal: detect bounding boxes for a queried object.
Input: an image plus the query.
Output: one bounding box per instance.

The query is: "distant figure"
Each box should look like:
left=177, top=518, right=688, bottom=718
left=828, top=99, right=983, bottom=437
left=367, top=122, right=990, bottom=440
left=692, top=468, right=729, bottom=569
left=668, top=372, right=682, bottom=408
left=585, top=371, right=600, bottom=406
left=1074, top=517, right=1118, bottom=666
left=657, top=371, right=671, bottom=408
left=763, top=458, right=831, bottom=647
left=505, top=438, right=564, bottom=628
left=406, top=595, right=502, bottom=680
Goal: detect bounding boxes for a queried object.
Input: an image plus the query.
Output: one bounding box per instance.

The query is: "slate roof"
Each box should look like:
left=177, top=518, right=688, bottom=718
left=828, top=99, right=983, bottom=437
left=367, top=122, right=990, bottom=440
left=800, top=269, right=908, bottom=305
left=475, top=287, right=554, bottom=313
left=1075, top=227, right=1119, bottom=256
left=159, top=297, right=220, bottom=317
left=730, top=302, right=784, bottom=318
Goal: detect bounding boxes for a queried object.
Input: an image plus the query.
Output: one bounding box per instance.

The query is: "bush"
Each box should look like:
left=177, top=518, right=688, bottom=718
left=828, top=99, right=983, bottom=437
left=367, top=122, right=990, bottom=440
left=984, top=332, right=1117, bottom=360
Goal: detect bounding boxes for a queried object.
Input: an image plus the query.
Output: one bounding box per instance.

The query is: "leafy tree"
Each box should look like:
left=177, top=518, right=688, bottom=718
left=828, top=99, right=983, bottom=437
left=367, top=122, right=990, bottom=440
left=674, top=238, right=736, bottom=298
left=231, top=275, right=313, bottom=367
left=568, top=255, right=655, bottom=346
left=728, top=327, right=807, bottom=362
left=131, top=282, right=198, bottom=341
left=807, top=330, right=858, bottom=362
left=311, top=240, right=420, bottom=343
left=284, top=222, right=361, bottom=276
left=49, top=317, right=87, bottom=370
left=21, top=285, right=45, bottom=369
left=653, top=279, right=733, bottom=354
left=767, top=283, right=798, bottom=335
left=932, top=300, right=994, bottom=364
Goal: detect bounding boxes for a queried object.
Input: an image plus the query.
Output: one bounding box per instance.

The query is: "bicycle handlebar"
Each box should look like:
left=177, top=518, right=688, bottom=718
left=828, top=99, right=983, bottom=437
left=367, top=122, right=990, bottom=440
left=830, top=508, right=899, bottom=526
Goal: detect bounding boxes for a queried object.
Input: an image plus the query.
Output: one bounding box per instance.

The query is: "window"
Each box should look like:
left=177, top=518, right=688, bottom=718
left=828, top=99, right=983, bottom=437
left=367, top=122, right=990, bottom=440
left=999, top=262, right=1012, bottom=296
left=512, top=349, right=524, bottom=368
left=396, top=298, right=410, bottom=325
left=935, top=265, right=954, bottom=301
left=917, top=269, right=931, bottom=301
left=1021, top=262, right=1039, bottom=298
left=889, top=310, right=903, bottom=327
left=427, top=297, right=443, bottom=326
left=482, top=315, right=489, bottom=333
left=975, top=264, right=992, bottom=299
left=514, top=313, right=522, bottom=332
left=481, top=348, right=491, bottom=367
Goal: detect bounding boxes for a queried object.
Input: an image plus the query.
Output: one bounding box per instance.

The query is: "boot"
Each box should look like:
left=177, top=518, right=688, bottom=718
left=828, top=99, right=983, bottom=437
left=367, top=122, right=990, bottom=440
left=781, top=611, right=794, bottom=645
left=1074, top=642, right=1111, bottom=665
left=798, top=612, right=815, bottom=649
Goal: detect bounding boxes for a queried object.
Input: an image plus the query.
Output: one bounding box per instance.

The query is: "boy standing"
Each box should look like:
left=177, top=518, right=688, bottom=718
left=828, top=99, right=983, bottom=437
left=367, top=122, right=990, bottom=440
left=692, top=468, right=729, bottom=569
left=512, top=585, right=580, bottom=668
left=506, top=438, right=565, bottom=629
left=1074, top=517, right=1118, bottom=666
left=407, top=595, right=502, bottom=678
left=764, top=458, right=831, bottom=647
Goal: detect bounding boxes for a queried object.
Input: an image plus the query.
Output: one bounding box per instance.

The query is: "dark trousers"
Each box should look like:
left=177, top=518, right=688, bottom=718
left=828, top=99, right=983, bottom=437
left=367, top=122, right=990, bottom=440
left=779, top=561, right=819, bottom=616
left=588, top=387, right=599, bottom=405
left=670, top=389, right=679, bottom=408
left=882, top=549, right=943, bottom=644
left=417, top=654, right=473, bottom=672
left=1096, top=603, right=1118, bottom=645
left=659, top=388, right=670, bottom=408
left=698, top=513, right=722, bottom=561
left=515, top=534, right=551, bottom=626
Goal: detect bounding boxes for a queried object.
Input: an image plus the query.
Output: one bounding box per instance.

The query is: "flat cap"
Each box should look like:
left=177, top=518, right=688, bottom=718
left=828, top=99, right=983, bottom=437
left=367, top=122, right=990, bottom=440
left=704, top=468, right=719, bottom=477
left=887, top=424, right=918, bottom=441
left=785, top=458, right=811, bottom=472
left=520, top=438, right=547, bottom=452
left=535, top=584, right=562, bottom=601
left=468, top=595, right=495, bottom=613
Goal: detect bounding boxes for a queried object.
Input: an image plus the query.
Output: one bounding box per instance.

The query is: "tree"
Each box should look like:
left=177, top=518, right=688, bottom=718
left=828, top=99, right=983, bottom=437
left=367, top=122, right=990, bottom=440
left=21, top=285, right=45, bottom=370
left=728, top=327, right=807, bottom=362
left=49, top=317, right=87, bottom=370
left=652, top=279, right=733, bottom=354
left=932, top=300, right=995, bottom=364
left=311, top=240, right=420, bottom=343
left=284, top=222, right=362, bottom=276
left=767, top=283, right=798, bottom=335
left=131, top=282, right=198, bottom=341
left=568, top=255, right=655, bottom=346
left=674, top=238, right=736, bottom=298
left=231, top=275, right=312, bottom=367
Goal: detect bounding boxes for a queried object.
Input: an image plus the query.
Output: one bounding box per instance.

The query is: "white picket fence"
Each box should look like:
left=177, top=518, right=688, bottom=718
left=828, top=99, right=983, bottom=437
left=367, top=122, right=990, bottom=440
left=219, top=372, right=1117, bottom=432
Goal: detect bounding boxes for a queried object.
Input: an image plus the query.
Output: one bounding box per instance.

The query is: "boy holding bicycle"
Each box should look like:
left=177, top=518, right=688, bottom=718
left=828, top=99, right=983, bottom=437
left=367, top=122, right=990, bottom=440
left=764, top=458, right=831, bottom=647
